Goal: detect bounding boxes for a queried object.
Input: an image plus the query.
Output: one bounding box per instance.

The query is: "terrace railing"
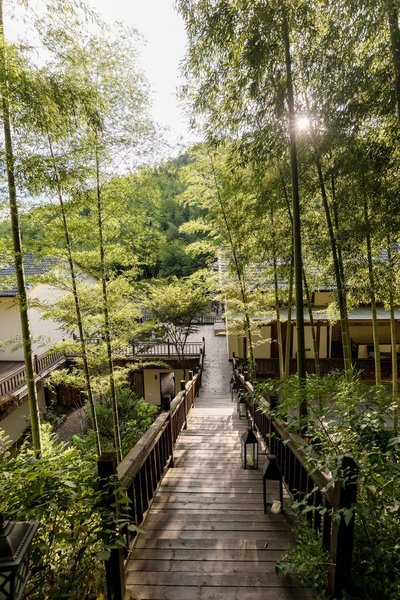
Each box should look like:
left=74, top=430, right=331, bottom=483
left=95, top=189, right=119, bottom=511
left=233, top=363, right=358, bottom=599
left=79, top=337, right=206, bottom=361
left=0, top=349, right=67, bottom=398
left=125, top=339, right=205, bottom=358
left=98, top=369, right=202, bottom=600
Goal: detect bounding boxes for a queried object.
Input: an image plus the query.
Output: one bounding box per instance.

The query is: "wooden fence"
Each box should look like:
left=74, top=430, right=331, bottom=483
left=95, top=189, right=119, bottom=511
left=233, top=365, right=358, bottom=599
left=98, top=370, right=202, bottom=600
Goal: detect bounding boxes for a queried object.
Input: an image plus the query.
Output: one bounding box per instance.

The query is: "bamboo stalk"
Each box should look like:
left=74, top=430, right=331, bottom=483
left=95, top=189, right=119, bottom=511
left=0, top=0, right=42, bottom=453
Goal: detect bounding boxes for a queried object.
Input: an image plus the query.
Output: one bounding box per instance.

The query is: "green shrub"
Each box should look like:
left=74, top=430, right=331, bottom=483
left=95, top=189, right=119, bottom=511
left=82, top=386, right=158, bottom=457
left=0, top=425, right=111, bottom=599
left=258, top=372, right=400, bottom=599
left=276, top=517, right=330, bottom=599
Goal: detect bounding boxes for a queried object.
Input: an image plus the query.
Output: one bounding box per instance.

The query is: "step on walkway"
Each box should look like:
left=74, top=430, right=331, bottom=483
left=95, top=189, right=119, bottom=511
left=125, top=325, right=314, bottom=600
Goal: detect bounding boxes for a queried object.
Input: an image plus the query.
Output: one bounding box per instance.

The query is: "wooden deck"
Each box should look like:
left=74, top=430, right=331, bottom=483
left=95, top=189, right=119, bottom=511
left=125, top=326, right=313, bottom=600
left=0, top=360, right=23, bottom=377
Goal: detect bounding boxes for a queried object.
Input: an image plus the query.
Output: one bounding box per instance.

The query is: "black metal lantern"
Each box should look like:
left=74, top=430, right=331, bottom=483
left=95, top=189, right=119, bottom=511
left=230, top=379, right=237, bottom=402
left=238, top=392, right=247, bottom=419
left=263, top=454, right=283, bottom=513
left=241, top=428, right=259, bottom=469
left=0, top=513, right=39, bottom=600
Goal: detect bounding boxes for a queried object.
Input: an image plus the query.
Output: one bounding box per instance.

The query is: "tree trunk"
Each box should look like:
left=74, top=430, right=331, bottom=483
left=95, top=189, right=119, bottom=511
left=363, top=197, right=381, bottom=385
left=95, top=146, right=122, bottom=461
left=209, top=155, right=256, bottom=381
left=387, top=241, right=399, bottom=429
left=282, top=9, right=307, bottom=421
left=303, top=269, right=320, bottom=377
left=0, top=0, right=42, bottom=453
left=271, top=209, right=285, bottom=379
left=313, top=152, right=352, bottom=372
left=386, top=0, right=400, bottom=120
left=47, top=135, right=101, bottom=455
left=285, top=252, right=294, bottom=379
left=273, top=256, right=285, bottom=380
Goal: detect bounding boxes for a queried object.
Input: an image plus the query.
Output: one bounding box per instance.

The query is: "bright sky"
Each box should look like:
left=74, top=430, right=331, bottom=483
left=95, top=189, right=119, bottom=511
left=6, top=0, right=198, bottom=155
left=86, top=0, right=197, bottom=152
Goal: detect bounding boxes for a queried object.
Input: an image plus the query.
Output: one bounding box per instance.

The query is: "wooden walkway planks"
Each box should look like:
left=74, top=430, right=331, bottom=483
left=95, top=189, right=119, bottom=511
left=125, top=325, right=313, bottom=600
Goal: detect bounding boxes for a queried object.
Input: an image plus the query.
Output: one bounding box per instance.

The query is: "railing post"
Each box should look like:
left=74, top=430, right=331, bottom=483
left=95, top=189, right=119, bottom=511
left=328, top=456, right=358, bottom=598
left=33, top=354, right=39, bottom=374
left=167, top=340, right=170, bottom=357
left=188, top=371, right=194, bottom=407
left=97, top=452, right=125, bottom=600
left=180, top=380, right=187, bottom=429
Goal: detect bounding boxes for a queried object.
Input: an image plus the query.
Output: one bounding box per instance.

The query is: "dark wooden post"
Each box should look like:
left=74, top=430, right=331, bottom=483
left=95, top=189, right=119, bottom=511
left=167, top=340, right=171, bottom=357
left=168, top=404, right=175, bottom=468
left=328, top=456, right=358, bottom=598
left=33, top=354, right=39, bottom=374
left=97, top=453, right=125, bottom=600
left=180, top=380, right=187, bottom=429
left=188, top=371, right=194, bottom=407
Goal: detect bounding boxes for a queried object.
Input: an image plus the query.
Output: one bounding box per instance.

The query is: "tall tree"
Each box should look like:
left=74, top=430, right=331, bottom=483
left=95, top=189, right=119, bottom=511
left=0, top=0, right=42, bottom=452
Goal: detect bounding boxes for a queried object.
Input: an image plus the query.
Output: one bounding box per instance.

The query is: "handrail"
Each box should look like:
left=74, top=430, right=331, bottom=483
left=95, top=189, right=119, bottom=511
left=77, top=337, right=204, bottom=359
left=125, top=341, right=203, bottom=357
left=233, top=364, right=357, bottom=599
left=0, top=349, right=67, bottom=399
left=98, top=365, right=204, bottom=600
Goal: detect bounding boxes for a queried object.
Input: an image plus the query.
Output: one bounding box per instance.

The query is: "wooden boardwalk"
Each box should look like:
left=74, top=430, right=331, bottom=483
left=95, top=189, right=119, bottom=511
left=125, top=326, right=313, bottom=600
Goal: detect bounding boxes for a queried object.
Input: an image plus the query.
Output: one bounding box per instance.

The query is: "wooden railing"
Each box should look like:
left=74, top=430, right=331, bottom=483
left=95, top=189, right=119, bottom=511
left=34, top=350, right=66, bottom=374
left=98, top=370, right=203, bottom=600
left=233, top=365, right=358, bottom=599
left=125, top=340, right=205, bottom=358
left=79, top=337, right=206, bottom=360
left=0, top=349, right=67, bottom=398
left=255, top=356, right=398, bottom=379
left=0, top=364, right=27, bottom=397
left=141, top=311, right=223, bottom=325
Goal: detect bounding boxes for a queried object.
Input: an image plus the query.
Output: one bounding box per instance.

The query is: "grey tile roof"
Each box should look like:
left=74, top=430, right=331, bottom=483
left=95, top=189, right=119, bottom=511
left=0, top=255, right=56, bottom=296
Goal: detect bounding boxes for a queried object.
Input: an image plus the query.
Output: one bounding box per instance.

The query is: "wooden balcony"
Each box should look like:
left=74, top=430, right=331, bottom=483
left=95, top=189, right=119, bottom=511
left=0, top=350, right=67, bottom=420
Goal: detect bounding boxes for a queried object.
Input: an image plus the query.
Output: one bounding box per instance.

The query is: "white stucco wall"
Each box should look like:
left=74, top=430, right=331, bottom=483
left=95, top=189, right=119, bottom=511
left=0, top=284, right=67, bottom=360
left=0, top=267, right=96, bottom=361
left=319, top=326, right=328, bottom=359
left=0, top=298, right=22, bottom=360
left=0, top=382, right=46, bottom=445
left=292, top=326, right=320, bottom=359
left=253, top=326, right=272, bottom=359
left=227, top=334, right=241, bottom=359
left=28, top=283, right=69, bottom=356
left=143, top=369, right=185, bottom=405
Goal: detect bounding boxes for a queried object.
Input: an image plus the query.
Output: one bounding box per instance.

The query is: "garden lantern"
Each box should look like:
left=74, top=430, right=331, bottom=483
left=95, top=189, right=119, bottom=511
left=241, top=428, right=259, bottom=469
left=0, top=513, right=39, bottom=600
left=238, top=392, right=247, bottom=419
left=263, top=454, right=283, bottom=513
left=231, top=379, right=237, bottom=402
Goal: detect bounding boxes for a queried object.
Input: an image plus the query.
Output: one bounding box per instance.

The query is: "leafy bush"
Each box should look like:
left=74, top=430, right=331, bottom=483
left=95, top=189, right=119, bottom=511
left=256, top=372, right=400, bottom=599
left=82, top=386, right=158, bottom=457
left=276, top=518, right=330, bottom=599
left=0, top=425, right=111, bottom=599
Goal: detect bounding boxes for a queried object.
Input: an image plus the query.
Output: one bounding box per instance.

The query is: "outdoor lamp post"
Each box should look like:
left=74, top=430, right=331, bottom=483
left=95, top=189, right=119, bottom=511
left=263, top=454, right=284, bottom=513
left=241, top=428, right=259, bottom=469
left=0, top=513, right=39, bottom=600
left=238, top=392, right=247, bottom=419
